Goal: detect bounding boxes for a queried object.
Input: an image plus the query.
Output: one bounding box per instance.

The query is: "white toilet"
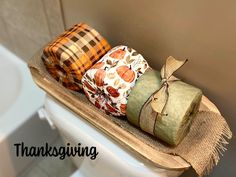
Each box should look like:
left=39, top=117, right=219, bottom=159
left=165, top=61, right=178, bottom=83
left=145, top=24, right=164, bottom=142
left=42, top=95, right=185, bottom=177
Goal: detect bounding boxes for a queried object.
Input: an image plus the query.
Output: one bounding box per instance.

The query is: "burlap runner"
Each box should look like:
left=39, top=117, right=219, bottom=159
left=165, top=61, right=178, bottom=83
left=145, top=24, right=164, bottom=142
left=164, top=110, right=232, bottom=176
left=28, top=51, right=232, bottom=176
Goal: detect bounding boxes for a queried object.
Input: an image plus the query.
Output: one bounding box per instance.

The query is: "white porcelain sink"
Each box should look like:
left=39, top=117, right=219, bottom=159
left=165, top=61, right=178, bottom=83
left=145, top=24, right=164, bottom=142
left=0, top=55, right=22, bottom=115
left=0, top=45, right=45, bottom=135
left=0, top=45, right=58, bottom=177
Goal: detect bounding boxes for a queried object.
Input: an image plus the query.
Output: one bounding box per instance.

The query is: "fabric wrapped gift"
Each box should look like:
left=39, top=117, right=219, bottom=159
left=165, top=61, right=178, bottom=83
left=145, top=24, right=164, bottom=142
left=42, top=23, right=111, bottom=91
left=126, top=57, right=203, bottom=146
left=81, top=45, right=150, bottom=116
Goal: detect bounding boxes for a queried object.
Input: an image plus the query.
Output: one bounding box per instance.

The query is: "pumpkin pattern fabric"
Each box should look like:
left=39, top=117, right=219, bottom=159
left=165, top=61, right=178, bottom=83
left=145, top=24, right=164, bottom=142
left=81, top=45, right=150, bottom=116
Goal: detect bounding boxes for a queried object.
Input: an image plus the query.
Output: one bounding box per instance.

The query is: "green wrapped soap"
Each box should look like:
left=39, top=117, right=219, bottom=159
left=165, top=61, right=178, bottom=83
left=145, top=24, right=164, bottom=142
left=126, top=69, right=202, bottom=146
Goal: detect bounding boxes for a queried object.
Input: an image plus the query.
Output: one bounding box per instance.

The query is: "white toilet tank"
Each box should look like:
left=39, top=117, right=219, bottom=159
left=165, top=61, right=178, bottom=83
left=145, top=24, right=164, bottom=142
left=44, top=96, right=184, bottom=177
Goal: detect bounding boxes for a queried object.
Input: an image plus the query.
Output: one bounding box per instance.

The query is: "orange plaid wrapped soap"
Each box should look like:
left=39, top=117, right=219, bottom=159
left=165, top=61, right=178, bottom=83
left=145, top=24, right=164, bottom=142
left=42, top=23, right=111, bottom=91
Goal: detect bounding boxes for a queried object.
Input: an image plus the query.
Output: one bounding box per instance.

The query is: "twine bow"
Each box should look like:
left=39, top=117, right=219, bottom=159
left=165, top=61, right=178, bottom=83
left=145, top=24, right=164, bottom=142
left=139, top=56, right=188, bottom=135
left=150, top=56, right=188, bottom=116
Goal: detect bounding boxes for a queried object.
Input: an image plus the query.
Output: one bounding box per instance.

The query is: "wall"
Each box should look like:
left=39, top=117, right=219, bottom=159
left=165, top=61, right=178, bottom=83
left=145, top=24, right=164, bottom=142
left=61, top=0, right=236, bottom=177
left=0, top=0, right=64, bottom=61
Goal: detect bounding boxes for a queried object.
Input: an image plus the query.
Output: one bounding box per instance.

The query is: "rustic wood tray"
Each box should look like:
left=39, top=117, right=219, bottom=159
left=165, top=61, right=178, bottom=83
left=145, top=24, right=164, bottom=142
left=28, top=50, right=220, bottom=171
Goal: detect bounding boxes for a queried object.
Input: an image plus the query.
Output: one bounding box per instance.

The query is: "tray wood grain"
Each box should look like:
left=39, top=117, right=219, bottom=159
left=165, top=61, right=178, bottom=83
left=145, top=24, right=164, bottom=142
left=28, top=51, right=220, bottom=171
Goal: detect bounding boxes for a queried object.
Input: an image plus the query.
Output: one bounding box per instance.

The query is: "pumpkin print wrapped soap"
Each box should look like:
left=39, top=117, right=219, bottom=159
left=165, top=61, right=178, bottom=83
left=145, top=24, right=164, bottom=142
left=81, top=45, right=150, bottom=116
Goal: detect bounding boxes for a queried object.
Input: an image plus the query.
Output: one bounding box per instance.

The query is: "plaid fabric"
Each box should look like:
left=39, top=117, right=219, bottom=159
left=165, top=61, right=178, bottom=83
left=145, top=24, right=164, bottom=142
left=42, top=23, right=111, bottom=91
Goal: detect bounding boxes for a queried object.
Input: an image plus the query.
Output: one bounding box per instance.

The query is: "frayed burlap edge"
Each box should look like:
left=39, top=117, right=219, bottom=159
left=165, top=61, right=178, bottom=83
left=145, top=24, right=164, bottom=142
left=171, top=111, right=232, bottom=176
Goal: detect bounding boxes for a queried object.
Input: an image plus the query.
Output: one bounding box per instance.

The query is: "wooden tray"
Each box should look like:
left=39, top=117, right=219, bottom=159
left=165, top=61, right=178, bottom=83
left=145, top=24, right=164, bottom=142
left=28, top=50, right=220, bottom=171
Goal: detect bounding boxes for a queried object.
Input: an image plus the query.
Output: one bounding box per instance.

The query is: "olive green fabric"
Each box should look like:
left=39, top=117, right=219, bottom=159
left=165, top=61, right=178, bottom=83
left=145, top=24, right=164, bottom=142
left=126, top=70, right=202, bottom=145
left=126, top=71, right=162, bottom=127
